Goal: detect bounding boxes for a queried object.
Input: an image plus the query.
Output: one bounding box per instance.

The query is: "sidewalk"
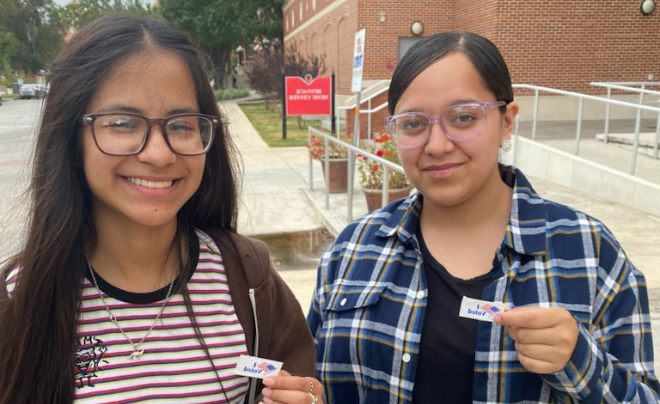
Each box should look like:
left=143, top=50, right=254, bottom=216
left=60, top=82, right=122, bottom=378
left=221, top=100, right=660, bottom=375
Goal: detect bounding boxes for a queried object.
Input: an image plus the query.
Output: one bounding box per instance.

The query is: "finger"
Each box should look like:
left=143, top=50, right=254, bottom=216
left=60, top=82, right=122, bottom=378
left=262, top=374, right=323, bottom=404
left=495, top=307, right=568, bottom=329
left=262, top=372, right=309, bottom=392
left=513, top=336, right=576, bottom=375
left=509, top=321, right=578, bottom=349
left=509, top=324, right=564, bottom=345
left=261, top=388, right=319, bottom=404
left=514, top=341, right=565, bottom=361
left=516, top=348, right=567, bottom=374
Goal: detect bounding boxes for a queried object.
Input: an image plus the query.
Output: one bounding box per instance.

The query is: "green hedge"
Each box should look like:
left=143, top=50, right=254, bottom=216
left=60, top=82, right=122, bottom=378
left=214, top=87, right=250, bottom=100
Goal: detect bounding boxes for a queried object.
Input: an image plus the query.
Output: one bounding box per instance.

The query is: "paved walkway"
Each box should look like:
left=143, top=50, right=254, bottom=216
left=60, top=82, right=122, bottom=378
left=220, top=99, right=660, bottom=375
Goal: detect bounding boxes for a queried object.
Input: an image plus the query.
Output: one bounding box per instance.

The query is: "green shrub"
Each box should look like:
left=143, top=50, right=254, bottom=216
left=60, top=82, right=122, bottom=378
left=214, top=87, right=250, bottom=100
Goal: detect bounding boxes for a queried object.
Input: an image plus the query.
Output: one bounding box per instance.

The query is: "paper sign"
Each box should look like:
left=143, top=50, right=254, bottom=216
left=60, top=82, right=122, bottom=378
left=351, top=29, right=365, bottom=92
left=234, top=355, right=283, bottom=379
left=458, top=296, right=507, bottom=322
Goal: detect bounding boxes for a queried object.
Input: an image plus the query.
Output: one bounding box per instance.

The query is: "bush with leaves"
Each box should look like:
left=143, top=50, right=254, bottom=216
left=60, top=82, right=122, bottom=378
left=357, top=134, right=409, bottom=190
left=307, top=133, right=349, bottom=160
left=246, top=42, right=325, bottom=118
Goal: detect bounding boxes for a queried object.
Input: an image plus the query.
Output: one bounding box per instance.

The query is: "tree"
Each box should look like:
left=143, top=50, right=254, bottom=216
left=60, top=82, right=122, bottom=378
left=246, top=42, right=326, bottom=125
left=48, top=0, right=155, bottom=35
left=0, top=32, right=19, bottom=81
left=158, top=0, right=283, bottom=89
left=0, top=0, right=62, bottom=74
left=244, top=42, right=281, bottom=107
left=0, top=0, right=19, bottom=80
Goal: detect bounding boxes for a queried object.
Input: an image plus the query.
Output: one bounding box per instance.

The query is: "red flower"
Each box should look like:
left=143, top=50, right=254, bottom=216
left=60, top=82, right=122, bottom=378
left=376, top=150, right=383, bottom=157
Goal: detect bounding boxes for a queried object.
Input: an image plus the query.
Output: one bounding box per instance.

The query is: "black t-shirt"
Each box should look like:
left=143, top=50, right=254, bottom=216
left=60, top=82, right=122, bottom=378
left=412, top=230, right=492, bottom=404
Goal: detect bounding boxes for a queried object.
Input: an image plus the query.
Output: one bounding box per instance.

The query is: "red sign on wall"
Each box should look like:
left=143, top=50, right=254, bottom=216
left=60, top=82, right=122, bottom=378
left=285, top=76, right=332, bottom=116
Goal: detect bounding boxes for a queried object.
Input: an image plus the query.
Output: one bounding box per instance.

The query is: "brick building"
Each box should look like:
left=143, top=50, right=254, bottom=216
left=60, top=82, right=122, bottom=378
left=283, top=0, right=659, bottom=134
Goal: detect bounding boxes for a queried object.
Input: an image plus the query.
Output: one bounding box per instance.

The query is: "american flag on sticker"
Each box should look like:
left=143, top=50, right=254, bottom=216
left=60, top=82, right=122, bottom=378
left=258, top=362, right=277, bottom=373
left=481, top=304, right=501, bottom=315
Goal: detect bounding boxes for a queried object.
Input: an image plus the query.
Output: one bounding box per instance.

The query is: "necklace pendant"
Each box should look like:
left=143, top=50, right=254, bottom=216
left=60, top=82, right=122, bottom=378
left=129, top=349, right=145, bottom=360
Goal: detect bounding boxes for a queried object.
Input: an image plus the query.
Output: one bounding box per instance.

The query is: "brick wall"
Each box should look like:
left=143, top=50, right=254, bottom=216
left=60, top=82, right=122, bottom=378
left=284, top=0, right=659, bottom=130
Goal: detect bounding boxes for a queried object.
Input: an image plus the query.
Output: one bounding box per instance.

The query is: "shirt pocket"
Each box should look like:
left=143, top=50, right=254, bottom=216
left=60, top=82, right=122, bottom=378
left=324, top=282, right=386, bottom=314
left=317, top=282, right=393, bottom=378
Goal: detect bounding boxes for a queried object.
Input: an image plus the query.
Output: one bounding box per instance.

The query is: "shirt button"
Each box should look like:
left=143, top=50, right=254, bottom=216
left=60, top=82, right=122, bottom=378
left=402, top=353, right=411, bottom=363
left=416, top=291, right=425, bottom=299
left=340, top=298, right=347, bottom=306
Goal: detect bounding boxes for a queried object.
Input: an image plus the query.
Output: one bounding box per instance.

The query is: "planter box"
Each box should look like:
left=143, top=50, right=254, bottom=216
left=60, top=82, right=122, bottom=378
left=320, top=158, right=348, bottom=194
left=362, top=186, right=412, bottom=211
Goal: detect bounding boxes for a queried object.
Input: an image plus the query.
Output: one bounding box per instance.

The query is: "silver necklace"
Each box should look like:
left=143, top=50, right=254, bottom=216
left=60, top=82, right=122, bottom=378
left=87, top=261, right=177, bottom=360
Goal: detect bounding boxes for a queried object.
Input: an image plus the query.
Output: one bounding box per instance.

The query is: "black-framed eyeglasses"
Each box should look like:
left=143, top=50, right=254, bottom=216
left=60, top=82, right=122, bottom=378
left=81, top=112, right=218, bottom=156
left=384, top=101, right=507, bottom=149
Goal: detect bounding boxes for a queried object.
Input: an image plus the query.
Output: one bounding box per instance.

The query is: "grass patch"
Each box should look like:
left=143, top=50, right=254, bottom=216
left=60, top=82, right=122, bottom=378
left=239, top=103, right=323, bottom=147
left=214, top=87, right=250, bottom=100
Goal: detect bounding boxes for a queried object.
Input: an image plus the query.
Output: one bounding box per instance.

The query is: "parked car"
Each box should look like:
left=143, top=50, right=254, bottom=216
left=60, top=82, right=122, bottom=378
left=18, top=84, right=46, bottom=99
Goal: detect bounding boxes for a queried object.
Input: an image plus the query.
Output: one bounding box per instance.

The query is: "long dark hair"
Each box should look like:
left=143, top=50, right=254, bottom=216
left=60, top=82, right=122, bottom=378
left=388, top=32, right=513, bottom=114
left=0, top=13, right=240, bottom=403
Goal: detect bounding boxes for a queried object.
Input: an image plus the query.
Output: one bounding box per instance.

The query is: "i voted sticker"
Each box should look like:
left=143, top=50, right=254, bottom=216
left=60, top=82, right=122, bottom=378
left=458, top=296, right=507, bottom=322
left=234, top=355, right=283, bottom=379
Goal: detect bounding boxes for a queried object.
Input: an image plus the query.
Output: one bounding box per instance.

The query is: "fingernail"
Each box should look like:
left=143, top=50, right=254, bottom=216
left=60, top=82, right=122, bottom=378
left=262, top=377, right=274, bottom=387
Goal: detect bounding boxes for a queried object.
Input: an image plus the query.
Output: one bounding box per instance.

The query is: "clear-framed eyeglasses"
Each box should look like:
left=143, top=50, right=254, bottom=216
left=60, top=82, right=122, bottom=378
left=81, top=112, right=218, bottom=156
left=384, top=101, right=507, bottom=149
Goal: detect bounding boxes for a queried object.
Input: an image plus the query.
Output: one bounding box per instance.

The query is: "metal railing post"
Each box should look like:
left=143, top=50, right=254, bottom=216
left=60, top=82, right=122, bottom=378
left=654, top=111, right=660, bottom=160
left=630, top=107, right=643, bottom=175
left=347, top=148, right=354, bottom=220
left=367, top=97, right=372, bottom=138
left=532, top=88, right=539, bottom=140
left=308, top=128, right=313, bottom=191
left=324, top=138, right=330, bottom=208
left=574, top=98, right=583, bottom=155
left=381, top=166, right=389, bottom=207
left=603, top=87, right=611, bottom=144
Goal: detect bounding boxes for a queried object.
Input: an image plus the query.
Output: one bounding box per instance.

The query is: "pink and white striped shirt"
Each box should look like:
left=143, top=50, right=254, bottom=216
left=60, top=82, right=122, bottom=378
left=7, top=230, right=250, bottom=403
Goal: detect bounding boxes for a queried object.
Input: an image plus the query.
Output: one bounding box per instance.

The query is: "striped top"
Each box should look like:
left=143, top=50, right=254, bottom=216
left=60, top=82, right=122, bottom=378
left=6, top=230, right=249, bottom=403
left=308, top=165, right=660, bottom=404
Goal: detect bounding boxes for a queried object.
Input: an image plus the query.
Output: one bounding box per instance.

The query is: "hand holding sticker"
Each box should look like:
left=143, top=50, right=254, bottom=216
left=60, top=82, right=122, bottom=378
left=458, top=296, right=507, bottom=322
left=493, top=306, right=579, bottom=374
left=234, top=355, right=283, bottom=379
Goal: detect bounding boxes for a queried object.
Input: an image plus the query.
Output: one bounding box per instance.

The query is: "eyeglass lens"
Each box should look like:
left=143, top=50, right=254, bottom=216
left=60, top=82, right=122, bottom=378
left=92, top=114, right=212, bottom=155
left=390, top=104, right=489, bottom=147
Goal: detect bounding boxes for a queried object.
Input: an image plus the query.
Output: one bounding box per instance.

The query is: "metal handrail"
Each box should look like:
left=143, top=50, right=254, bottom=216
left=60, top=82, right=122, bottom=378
left=308, top=126, right=406, bottom=222
left=591, top=82, right=660, bottom=97
left=337, top=84, right=390, bottom=111
left=590, top=82, right=660, bottom=158
left=329, top=81, right=658, bottom=185
left=513, top=84, right=660, bottom=172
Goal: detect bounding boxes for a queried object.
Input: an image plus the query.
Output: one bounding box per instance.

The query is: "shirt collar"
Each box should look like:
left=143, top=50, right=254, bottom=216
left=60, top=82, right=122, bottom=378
left=375, top=192, right=422, bottom=245
left=501, top=165, right=548, bottom=256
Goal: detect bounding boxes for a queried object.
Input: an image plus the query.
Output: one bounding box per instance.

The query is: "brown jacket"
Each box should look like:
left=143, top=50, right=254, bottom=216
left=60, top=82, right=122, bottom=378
left=0, top=228, right=316, bottom=404
left=202, top=228, right=317, bottom=402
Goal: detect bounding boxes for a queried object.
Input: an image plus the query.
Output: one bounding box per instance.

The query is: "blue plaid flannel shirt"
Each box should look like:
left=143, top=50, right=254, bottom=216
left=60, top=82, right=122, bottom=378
left=307, top=166, right=660, bottom=404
